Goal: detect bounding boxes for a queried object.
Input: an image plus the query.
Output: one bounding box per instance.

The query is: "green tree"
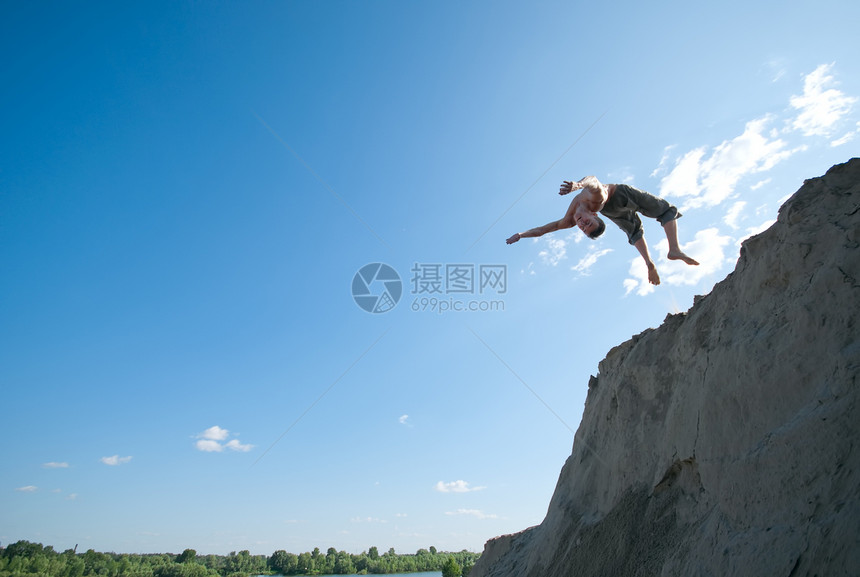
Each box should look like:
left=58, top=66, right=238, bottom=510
left=442, top=557, right=461, bottom=577
left=333, top=552, right=354, bottom=575
left=296, top=553, right=312, bottom=575
left=176, top=550, right=197, bottom=564
left=367, top=546, right=379, bottom=561
left=268, top=550, right=297, bottom=575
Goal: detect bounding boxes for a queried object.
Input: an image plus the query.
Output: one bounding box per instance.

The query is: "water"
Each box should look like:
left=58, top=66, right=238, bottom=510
left=269, top=573, right=440, bottom=577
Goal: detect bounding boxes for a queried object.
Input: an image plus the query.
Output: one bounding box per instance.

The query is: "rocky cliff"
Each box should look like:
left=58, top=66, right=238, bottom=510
left=473, top=159, right=860, bottom=577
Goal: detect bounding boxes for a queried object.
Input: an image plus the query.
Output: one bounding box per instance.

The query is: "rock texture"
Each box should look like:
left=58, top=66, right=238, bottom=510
left=472, top=159, right=860, bottom=577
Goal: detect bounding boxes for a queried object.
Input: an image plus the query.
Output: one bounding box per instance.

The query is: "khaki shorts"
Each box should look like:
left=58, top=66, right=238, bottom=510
left=600, top=184, right=681, bottom=245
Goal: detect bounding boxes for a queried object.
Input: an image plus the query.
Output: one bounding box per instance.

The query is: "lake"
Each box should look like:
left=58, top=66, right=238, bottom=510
left=267, top=573, right=441, bottom=577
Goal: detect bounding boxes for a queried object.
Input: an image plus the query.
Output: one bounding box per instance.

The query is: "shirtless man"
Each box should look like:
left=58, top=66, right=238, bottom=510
left=506, top=176, right=699, bottom=285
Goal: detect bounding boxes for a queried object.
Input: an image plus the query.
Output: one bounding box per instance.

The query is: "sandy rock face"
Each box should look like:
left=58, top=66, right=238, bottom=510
left=472, top=159, right=860, bottom=577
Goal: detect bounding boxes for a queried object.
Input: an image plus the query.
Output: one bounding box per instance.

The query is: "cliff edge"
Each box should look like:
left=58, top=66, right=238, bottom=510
left=473, top=159, right=860, bottom=577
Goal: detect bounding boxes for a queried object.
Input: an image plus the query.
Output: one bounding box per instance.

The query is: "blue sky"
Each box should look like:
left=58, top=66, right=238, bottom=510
left=2, top=0, right=858, bottom=557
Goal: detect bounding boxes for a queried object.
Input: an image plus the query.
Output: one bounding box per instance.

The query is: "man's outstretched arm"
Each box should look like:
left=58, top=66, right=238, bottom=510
left=559, top=175, right=601, bottom=195
left=506, top=219, right=569, bottom=244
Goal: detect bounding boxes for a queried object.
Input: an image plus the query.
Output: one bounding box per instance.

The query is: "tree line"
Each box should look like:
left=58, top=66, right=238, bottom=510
left=0, top=541, right=478, bottom=577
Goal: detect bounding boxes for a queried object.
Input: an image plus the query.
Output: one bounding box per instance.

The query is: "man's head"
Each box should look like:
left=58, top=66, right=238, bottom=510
left=588, top=215, right=605, bottom=239
left=575, top=211, right=605, bottom=239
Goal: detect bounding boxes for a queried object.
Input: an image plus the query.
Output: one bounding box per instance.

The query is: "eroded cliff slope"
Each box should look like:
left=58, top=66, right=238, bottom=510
left=473, top=159, right=860, bottom=577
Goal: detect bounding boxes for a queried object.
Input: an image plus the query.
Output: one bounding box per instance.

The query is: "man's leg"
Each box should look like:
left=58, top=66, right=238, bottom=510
left=663, top=219, right=699, bottom=266
left=633, top=237, right=661, bottom=285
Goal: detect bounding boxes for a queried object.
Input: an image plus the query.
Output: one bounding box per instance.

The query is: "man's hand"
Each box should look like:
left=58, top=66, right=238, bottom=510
left=647, top=264, right=661, bottom=285
left=506, top=233, right=521, bottom=244
left=559, top=180, right=582, bottom=195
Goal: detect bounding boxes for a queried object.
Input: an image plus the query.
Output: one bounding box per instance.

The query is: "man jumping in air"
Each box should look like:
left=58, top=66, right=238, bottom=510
left=506, top=176, right=699, bottom=286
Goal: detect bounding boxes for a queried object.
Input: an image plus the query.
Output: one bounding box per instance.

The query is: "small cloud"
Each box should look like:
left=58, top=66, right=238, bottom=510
left=224, top=439, right=254, bottom=452
left=623, top=259, right=656, bottom=297
left=398, top=414, right=409, bottom=425
left=650, top=145, right=677, bottom=178
left=434, top=480, right=486, bottom=493
left=538, top=237, right=568, bottom=266
left=195, top=439, right=224, bottom=453
left=194, top=426, right=253, bottom=453
left=350, top=517, right=387, bottom=524
left=445, top=509, right=498, bottom=520
left=723, top=201, right=747, bottom=230
left=738, top=219, right=777, bottom=246
left=761, top=57, right=788, bottom=83
left=830, top=121, right=860, bottom=147
left=15, top=485, right=38, bottom=492
left=100, top=455, right=132, bottom=466
left=789, top=63, right=857, bottom=137
left=199, top=426, right=230, bottom=441
left=395, top=513, right=408, bottom=518
left=66, top=493, right=78, bottom=501
left=750, top=178, right=771, bottom=191
left=43, top=462, right=69, bottom=469
left=572, top=246, right=613, bottom=276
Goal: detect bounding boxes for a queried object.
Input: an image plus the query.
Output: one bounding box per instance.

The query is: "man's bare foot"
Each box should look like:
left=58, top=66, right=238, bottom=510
left=667, top=249, right=699, bottom=266
left=647, top=265, right=661, bottom=285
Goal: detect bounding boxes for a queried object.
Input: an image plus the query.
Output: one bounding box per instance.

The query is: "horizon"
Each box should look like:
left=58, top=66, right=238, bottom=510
left=2, top=0, right=859, bottom=556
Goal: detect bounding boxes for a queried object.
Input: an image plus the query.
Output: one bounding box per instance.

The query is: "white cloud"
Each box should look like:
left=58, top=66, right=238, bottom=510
left=196, top=439, right=224, bottom=452
left=659, top=117, right=801, bottom=210
left=224, top=439, right=254, bottom=452
left=650, top=145, right=677, bottom=178
left=199, top=425, right=230, bottom=441
left=538, top=237, right=567, bottom=266
left=398, top=414, right=409, bottom=425
left=723, top=201, right=747, bottom=230
left=659, top=228, right=733, bottom=287
left=100, top=455, right=132, bottom=466
left=623, top=228, right=733, bottom=296
left=572, top=246, right=613, bottom=276
left=738, top=219, right=776, bottom=246
left=789, top=63, right=857, bottom=137
left=16, top=485, right=38, bottom=492
left=830, top=122, right=860, bottom=147
left=43, top=462, right=69, bottom=469
left=445, top=509, right=498, bottom=520
left=657, top=64, right=855, bottom=214
left=434, top=480, right=486, bottom=493
left=750, top=178, right=771, bottom=191
left=194, top=426, right=254, bottom=453
left=623, top=259, right=656, bottom=297
left=350, top=517, right=387, bottom=524
left=66, top=493, right=78, bottom=501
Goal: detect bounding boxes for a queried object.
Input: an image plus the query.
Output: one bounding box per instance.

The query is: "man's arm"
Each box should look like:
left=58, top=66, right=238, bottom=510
left=633, top=237, right=661, bottom=285
left=506, top=219, right=571, bottom=244
left=559, top=175, right=601, bottom=195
